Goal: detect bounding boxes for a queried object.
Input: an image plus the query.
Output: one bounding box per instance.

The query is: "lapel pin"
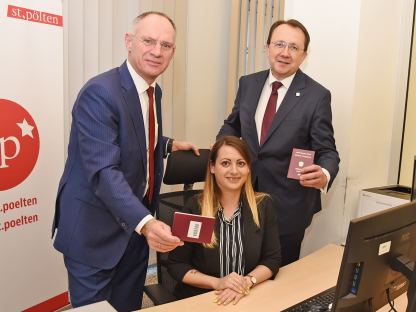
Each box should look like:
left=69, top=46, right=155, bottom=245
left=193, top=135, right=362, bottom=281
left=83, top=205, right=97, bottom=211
left=296, top=92, right=300, bottom=97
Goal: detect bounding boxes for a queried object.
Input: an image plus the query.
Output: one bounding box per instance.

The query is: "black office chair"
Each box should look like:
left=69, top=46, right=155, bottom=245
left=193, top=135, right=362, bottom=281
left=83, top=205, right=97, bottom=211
left=143, top=149, right=210, bottom=305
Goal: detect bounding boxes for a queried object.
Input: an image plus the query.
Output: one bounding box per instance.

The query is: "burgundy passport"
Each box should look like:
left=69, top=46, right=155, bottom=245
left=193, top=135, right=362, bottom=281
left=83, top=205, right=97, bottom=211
left=287, top=148, right=315, bottom=180
left=172, top=212, right=215, bottom=243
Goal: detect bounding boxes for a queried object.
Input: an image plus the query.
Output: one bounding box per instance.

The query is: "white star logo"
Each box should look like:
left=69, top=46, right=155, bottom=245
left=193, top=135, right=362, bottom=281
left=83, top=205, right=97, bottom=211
left=17, top=119, right=34, bottom=138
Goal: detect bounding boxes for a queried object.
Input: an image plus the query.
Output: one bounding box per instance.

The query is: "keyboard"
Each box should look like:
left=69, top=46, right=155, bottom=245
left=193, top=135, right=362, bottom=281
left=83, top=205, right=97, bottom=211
left=281, top=287, right=335, bottom=312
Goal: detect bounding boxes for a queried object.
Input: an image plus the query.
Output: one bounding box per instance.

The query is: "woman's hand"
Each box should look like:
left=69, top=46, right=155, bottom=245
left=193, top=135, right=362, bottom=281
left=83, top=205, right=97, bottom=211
left=215, top=272, right=247, bottom=294
left=214, top=288, right=246, bottom=305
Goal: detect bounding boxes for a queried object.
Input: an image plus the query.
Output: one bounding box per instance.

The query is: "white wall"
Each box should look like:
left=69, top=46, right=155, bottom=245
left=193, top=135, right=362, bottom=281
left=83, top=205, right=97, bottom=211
left=400, top=19, right=416, bottom=186
left=184, top=1, right=230, bottom=147
left=285, top=0, right=414, bottom=256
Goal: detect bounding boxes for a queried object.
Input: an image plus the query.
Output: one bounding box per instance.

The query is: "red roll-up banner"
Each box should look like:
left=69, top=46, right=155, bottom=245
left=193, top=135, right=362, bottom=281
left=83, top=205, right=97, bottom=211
left=0, top=1, right=67, bottom=311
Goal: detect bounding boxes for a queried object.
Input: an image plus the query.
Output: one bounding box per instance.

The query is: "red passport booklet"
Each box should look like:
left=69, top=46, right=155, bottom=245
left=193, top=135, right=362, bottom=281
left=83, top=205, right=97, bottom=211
left=287, top=148, right=315, bottom=180
left=172, top=212, right=215, bottom=244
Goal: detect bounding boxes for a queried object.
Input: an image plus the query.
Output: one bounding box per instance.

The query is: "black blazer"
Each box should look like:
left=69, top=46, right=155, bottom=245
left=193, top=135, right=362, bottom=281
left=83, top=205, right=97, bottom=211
left=167, top=194, right=281, bottom=299
left=218, top=69, right=340, bottom=235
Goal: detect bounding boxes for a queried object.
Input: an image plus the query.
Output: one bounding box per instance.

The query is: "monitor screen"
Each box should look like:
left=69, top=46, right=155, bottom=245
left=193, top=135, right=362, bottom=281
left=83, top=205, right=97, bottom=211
left=332, top=200, right=416, bottom=311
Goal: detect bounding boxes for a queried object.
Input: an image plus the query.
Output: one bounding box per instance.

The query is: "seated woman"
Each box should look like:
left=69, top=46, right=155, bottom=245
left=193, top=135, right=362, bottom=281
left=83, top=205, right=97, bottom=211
left=168, top=136, right=281, bottom=305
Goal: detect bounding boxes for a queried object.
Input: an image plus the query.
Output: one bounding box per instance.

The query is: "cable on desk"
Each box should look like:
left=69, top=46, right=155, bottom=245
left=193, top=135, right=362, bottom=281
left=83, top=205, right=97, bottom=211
left=386, top=288, right=398, bottom=312
left=368, top=297, right=375, bottom=312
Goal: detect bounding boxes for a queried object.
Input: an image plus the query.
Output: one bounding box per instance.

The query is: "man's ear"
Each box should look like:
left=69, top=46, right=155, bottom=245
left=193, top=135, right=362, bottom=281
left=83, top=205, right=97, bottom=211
left=265, top=44, right=270, bottom=57
left=125, top=33, right=132, bottom=51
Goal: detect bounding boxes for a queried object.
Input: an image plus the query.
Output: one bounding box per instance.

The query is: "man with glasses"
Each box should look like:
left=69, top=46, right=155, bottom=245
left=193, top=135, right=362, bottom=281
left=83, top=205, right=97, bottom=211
left=217, top=19, right=339, bottom=266
left=52, top=11, right=198, bottom=311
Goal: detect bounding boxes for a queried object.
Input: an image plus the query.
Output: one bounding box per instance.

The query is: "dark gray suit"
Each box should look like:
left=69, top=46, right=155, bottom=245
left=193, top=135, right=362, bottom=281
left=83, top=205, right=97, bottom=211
left=217, top=69, right=339, bottom=262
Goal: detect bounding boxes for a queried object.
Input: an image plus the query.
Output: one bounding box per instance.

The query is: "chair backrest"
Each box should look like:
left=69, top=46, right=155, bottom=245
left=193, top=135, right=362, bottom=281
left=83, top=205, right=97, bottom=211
left=158, top=148, right=210, bottom=227
left=146, top=149, right=210, bottom=305
left=163, top=149, right=210, bottom=190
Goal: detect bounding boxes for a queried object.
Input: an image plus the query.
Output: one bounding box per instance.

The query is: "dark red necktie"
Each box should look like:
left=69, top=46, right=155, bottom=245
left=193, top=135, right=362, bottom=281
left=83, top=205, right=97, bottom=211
left=146, top=86, right=155, bottom=204
left=260, top=81, right=282, bottom=145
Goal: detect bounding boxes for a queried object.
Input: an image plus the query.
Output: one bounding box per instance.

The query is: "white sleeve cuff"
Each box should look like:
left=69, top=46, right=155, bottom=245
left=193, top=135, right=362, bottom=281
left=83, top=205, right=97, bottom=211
left=320, top=168, right=331, bottom=194
left=135, top=215, right=154, bottom=235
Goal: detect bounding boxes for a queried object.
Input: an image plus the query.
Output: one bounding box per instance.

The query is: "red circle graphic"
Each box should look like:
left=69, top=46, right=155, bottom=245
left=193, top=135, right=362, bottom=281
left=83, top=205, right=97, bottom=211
left=0, top=99, right=40, bottom=191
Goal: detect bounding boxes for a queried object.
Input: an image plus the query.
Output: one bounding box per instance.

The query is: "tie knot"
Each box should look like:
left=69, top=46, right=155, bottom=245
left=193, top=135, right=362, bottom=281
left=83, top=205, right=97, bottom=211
left=147, top=86, right=154, bottom=97
left=271, top=81, right=282, bottom=93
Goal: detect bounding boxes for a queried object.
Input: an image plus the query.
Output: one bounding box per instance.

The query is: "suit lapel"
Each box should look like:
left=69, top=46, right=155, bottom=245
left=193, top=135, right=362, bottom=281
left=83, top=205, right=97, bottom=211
left=154, top=85, right=163, bottom=145
left=241, top=197, right=259, bottom=269
left=247, top=71, right=269, bottom=152
left=119, top=62, right=147, bottom=173
left=262, top=70, right=306, bottom=146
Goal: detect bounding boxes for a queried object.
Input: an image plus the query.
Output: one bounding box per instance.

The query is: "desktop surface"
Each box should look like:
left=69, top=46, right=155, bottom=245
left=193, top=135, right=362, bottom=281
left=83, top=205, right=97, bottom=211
left=144, top=244, right=343, bottom=311
left=70, top=300, right=116, bottom=311
left=67, top=244, right=407, bottom=311
left=142, top=244, right=407, bottom=312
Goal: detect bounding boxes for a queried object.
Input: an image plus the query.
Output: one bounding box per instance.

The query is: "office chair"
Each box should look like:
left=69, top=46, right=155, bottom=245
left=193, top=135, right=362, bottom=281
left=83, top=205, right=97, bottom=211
left=143, top=149, right=210, bottom=305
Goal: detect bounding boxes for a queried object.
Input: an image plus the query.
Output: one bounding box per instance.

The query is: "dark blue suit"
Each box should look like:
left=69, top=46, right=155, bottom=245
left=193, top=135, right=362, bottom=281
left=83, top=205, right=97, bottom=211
left=218, top=69, right=340, bottom=264
left=52, top=61, right=167, bottom=310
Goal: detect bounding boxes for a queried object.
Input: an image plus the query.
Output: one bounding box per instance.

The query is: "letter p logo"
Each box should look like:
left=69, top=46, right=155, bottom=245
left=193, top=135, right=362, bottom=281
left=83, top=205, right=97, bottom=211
left=0, top=99, right=40, bottom=191
left=0, top=136, right=21, bottom=168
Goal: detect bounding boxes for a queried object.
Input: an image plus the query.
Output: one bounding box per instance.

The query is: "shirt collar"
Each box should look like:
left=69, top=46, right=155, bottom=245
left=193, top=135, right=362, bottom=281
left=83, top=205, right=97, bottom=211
left=218, top=201, right=242, bottom=224
left=267, top=69, right=296, bottom=90
left=126, top=60, right=156, bottom=94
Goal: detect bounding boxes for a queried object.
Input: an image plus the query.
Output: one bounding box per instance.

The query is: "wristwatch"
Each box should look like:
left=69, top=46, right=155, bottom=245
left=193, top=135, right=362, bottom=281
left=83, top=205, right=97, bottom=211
left=247, top=274, right=257, bottom=286
left=167, top=138, right=174, bottom=154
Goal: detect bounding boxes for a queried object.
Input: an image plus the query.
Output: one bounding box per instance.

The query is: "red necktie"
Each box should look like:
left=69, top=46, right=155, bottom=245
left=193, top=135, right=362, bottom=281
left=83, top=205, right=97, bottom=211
left=260, top=81, right=282, bottom=145
left=146, top=86, right=155, bottom=204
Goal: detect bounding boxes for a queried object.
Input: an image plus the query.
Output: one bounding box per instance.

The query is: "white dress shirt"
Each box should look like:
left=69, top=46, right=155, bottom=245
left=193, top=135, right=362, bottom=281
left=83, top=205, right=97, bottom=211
left=126, top=61, right=157, bottom=233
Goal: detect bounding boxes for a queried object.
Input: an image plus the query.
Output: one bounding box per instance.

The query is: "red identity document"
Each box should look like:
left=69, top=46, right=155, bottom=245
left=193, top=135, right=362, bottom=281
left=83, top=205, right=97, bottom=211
left=287, top=148, right=315, bottom=180
left=172, top=212, right=215, bottom=243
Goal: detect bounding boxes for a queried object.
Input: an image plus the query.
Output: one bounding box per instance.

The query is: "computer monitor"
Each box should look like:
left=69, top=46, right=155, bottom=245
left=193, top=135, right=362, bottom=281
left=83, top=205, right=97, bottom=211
left=332, top=200, right=416, bottom=311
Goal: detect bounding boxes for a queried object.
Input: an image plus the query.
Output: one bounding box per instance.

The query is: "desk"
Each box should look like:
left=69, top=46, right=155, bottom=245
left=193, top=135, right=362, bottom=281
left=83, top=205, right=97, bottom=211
left=68, top=244, right=407, bottom=311
left=70, top=300, right=116, bottom=311
left=144, top=244, right=407, bottom=311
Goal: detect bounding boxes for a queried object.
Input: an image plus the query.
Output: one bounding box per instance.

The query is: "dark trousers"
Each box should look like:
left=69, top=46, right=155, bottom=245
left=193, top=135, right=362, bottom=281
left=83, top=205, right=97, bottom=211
left=64, top=232, right=149, bottom=311
left=279, top=231, right=305, bottom=266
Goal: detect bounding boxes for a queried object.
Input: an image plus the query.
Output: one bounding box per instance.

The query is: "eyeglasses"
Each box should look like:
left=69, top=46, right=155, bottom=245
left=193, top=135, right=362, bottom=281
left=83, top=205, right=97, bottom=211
left=270, top=40, right=304, bottom=53
left=136, top=36, right=175, bottom=52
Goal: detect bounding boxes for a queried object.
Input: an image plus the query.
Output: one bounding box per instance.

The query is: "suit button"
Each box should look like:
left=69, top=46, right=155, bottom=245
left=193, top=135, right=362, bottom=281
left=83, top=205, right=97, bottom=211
left=121, top=222, right=127, bottom=229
